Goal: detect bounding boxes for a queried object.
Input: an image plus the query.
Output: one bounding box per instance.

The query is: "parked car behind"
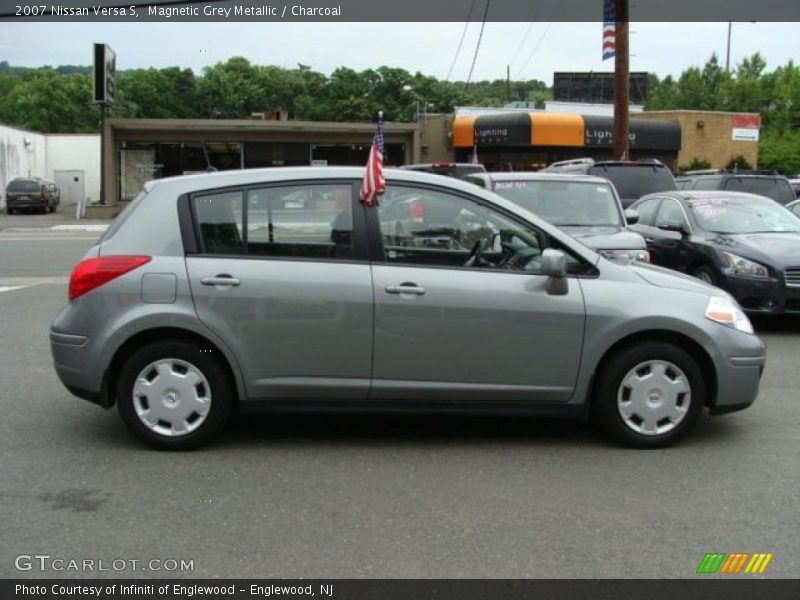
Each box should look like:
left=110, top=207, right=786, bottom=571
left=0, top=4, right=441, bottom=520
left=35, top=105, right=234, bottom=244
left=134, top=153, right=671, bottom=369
left=789, top=178, right=800, bottom=199
left=399, top=162, right=487, bottom=179
left=462, top=171, right=649, bottom=264
left=629, top=190, right=800, bottom=314
left=676, top=170, right=795, bottom=206
left=51, top=167, right=765, bottom=450
left=5, top=177, right=59, bottom=214
left=542, top=158, right=677, bottom=208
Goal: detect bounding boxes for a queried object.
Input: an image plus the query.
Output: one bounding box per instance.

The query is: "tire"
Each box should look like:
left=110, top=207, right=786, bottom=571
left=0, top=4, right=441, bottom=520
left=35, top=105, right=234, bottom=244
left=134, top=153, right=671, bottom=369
left=594, top=341, right=705, bottom=448
left=5, top=207, right=12, bottom=215
left=693, top=265, right=719, bottom=286
left=116, top=340, right=234, bottom=450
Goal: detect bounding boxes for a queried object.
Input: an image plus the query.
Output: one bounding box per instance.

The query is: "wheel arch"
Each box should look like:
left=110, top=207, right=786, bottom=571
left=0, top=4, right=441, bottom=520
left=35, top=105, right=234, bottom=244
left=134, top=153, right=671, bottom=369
left=590, top=329, right=717, bottom=409
left=102, top=327, right=243, bottom=408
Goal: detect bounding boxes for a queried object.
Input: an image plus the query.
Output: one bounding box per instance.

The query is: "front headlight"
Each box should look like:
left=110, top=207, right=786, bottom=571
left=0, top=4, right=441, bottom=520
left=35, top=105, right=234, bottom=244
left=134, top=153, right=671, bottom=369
left=599, top=249, right=650, bottom=265
left=722, top=252, right=769, bottom=279
left=705, top=296, right=754, bottom=334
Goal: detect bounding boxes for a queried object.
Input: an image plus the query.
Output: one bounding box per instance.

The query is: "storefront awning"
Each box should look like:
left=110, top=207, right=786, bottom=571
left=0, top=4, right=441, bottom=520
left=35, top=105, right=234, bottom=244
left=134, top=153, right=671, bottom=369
left=453, top=112, right=680, bottom=151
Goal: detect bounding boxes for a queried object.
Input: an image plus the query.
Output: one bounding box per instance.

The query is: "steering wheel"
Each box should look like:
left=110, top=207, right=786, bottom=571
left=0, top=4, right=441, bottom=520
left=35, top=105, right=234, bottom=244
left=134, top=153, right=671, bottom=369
left=463, top=238, right=488, bottom=267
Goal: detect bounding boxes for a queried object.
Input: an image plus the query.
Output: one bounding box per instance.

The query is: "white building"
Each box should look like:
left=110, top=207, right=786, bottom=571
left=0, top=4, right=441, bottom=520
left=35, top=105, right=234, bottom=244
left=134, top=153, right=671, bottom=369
left=0, top=122, right=100, bottom=209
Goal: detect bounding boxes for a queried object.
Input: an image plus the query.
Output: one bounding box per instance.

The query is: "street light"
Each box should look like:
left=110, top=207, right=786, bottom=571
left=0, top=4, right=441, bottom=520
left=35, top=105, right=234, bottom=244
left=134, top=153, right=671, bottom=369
left=402, top=84, right=424, bottom=123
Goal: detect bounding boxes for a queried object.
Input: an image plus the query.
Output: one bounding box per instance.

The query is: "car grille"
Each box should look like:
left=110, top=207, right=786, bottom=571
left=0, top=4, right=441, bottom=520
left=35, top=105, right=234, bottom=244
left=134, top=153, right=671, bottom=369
left=785, top=268, right=800, bottom=287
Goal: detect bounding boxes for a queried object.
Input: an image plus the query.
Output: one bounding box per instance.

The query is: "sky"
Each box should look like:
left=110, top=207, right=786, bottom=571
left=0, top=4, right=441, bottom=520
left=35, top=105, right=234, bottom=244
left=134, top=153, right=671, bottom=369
left=0, top=22, right=798, bottom=83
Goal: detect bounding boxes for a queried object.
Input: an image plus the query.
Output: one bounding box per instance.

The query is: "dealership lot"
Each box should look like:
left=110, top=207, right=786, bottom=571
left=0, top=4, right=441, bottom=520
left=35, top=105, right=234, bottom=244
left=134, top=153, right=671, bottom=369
left=0, top=221, right=798, bottom=578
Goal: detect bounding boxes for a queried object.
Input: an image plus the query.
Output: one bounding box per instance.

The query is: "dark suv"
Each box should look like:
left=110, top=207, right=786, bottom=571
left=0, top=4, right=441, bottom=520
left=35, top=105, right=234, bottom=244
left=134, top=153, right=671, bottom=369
left=676, top=170, right=795, bottom=206
left=543, top=159, right=677, bottom=208
left=5, top=177, right=60, bottom=214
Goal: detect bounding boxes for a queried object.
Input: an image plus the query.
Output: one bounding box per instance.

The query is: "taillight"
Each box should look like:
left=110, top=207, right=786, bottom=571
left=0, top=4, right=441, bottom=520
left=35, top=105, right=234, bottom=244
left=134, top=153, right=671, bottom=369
left=68, top=256, right=151, bottom=300
left=409, top=199, right=425, bottom=223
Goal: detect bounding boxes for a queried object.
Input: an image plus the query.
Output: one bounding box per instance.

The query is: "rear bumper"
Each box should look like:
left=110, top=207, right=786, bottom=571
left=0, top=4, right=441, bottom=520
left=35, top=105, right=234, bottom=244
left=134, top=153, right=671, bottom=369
left=7, top=198, right=49, bottom=209
left=50, top=329, right=109, bottom=407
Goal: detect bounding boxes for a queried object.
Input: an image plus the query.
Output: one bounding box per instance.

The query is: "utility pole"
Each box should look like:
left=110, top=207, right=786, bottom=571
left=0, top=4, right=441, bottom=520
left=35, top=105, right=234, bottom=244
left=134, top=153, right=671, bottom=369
left=613, top=0, right=630, bottom=160
left=506, top=65, right=511, bottom=102
left=725, top=21, right=732, bottom=71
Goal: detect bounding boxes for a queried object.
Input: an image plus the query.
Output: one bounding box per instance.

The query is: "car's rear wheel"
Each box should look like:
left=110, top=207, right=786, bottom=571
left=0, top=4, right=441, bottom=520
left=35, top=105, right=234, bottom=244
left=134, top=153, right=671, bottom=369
left=693, top=265, right=719, bottom=286
left=595, top=341, right=705, bottom=448
left=116, top=340, right=233, bottom=450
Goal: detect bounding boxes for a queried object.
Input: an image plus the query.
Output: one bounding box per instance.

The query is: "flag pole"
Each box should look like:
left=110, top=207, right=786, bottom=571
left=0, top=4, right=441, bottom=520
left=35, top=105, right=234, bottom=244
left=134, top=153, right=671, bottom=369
left=613, top=0, right=630, bottom=161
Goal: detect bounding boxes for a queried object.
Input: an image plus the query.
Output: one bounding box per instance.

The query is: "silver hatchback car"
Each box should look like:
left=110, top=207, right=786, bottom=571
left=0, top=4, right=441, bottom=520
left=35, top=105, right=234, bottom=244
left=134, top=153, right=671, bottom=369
left=51, top=167, right=766, bottom=449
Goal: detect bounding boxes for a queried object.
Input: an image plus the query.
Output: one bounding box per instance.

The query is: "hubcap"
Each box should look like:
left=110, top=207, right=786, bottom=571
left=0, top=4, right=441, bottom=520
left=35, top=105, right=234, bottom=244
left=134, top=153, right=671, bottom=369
left=617, top=360, right=691, bottom=436
left=132, top=359, right=211, bottom=437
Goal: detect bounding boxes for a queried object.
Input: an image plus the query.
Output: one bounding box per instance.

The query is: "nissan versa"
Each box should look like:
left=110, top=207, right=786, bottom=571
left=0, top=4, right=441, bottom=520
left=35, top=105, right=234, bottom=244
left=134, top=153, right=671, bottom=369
left=50, top=168, right=766, bottom=450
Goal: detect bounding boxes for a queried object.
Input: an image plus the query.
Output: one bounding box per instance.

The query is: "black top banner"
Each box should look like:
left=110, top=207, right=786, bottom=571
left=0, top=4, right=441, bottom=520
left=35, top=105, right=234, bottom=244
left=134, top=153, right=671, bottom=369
left=1, top=0, right=799, bottom=22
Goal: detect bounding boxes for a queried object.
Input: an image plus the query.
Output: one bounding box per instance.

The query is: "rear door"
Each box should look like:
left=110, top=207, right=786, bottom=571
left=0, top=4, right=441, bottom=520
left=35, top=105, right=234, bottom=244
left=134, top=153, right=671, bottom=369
left=367, top=183, right=587, bottom=403
left=184, top=180, right=374, bottom=400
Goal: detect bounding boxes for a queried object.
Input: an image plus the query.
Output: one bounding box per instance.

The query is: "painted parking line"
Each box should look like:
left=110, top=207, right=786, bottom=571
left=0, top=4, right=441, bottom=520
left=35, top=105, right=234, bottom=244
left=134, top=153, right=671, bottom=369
left=0, top=286, right=27, bottom=293
left=0, top=277, right=68, bottom=288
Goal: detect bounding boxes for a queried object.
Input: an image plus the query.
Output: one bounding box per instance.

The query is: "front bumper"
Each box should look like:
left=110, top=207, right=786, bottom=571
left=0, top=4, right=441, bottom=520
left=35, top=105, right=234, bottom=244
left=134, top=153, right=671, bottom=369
left=721, top=274, right=800, bottom=315
left=710, top=353, right=765, bottom=414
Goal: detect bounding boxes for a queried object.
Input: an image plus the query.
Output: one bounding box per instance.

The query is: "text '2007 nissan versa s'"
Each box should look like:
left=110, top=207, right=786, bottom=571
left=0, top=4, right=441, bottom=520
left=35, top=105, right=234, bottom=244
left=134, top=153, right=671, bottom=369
left=50, top=168, right=766, bottom=450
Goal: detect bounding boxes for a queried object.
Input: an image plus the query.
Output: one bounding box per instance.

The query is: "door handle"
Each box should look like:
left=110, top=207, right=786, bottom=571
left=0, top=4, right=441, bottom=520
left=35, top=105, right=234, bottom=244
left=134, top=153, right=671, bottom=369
left=201, top=275, right=241, bottom=287
left=385, top=283, right=426, bottom=296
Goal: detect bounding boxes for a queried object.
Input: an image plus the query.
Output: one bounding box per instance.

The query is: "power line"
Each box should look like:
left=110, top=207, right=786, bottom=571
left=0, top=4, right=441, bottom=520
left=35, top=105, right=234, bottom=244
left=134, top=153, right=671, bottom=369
left=465, top=0, right=491, bottom=87
left=515, top=3, right=561, bottom=79
left=445, top=0, right=478, bottom=81
left=508, top=3, right=545, bottom=68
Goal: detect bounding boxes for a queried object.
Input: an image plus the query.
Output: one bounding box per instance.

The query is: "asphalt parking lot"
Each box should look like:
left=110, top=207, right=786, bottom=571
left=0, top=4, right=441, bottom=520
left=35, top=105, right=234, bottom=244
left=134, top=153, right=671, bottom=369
left=0, top=217, right=798, bottom=579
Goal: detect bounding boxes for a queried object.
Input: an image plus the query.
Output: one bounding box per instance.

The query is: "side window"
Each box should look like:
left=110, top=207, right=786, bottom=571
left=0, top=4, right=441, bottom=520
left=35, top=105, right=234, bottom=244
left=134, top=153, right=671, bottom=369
left=632, top=198, right=660, bottom=226
left=247, top=184, right=353, bottom=259
left=192, top=184, right=353, bottom=259
left=376, top=185, right=546, bottom=273
left=194, top=190, right=244, bottom=255
left=656, top=199, right=688, bottom=226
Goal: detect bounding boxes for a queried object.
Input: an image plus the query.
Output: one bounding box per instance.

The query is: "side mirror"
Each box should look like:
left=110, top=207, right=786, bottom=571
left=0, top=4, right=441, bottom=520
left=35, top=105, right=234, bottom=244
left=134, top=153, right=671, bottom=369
left=541, top=249, right=569, bottom=296
left=657, top=220, right=689, bottom=236
left=624, top=209, right=640, bottom=225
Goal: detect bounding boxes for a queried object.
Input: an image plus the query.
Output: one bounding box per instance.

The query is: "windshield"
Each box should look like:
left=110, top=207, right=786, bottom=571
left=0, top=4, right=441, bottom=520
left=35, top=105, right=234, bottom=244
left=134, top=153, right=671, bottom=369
left=722, top=177, right=795, bottom=205
left=492, top=180, right=623, bottom=226
left=588, top=165, right=676, bottom=199
left=6, top=180, right=40, bottom=193
left=688, top=197, right=800, bottom=234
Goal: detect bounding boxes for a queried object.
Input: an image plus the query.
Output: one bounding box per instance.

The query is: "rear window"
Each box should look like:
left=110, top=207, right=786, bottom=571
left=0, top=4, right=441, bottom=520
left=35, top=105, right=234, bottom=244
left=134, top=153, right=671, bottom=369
left=6, top=180, right=41, bottom=193
left=588, top=165, right=676, bottom=199
left=722, top=177, right=795, bottom=205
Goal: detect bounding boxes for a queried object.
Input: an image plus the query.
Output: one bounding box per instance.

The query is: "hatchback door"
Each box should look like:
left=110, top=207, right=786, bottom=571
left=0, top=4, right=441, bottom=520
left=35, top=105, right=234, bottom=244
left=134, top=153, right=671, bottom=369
left=184, top=181, right=374, bottom=400
left=368, top=183, right=587, bottom=403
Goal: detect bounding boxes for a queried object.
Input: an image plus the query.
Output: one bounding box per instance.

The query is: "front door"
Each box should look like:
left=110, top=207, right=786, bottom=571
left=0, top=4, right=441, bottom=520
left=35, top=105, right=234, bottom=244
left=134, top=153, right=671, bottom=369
left=369, top=184, right=587, bottom=403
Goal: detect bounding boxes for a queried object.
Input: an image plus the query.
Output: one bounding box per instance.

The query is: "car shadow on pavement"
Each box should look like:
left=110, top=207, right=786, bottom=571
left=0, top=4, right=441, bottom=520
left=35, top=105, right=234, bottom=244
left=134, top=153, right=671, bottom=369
left=751, top=314, right=800, bottom=334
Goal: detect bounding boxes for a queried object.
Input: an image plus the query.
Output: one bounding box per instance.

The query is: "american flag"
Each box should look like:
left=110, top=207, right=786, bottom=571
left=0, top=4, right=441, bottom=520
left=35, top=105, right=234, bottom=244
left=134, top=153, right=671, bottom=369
left=602, top=0, right=615, bottom=61
left=359, top=111, right=386, bottom=206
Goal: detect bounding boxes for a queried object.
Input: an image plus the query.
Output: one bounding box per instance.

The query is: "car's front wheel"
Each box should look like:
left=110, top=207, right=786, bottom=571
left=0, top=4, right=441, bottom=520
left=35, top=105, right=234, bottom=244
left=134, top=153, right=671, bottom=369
left=116, top=340, right=233, bottom=450
left=595, top=341, right=705, bottom=448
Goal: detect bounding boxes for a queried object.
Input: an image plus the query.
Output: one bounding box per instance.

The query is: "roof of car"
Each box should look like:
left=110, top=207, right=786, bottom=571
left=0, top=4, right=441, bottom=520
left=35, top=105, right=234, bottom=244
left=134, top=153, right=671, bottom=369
left=640, top=190, right=779, bottom=203
left=465, top=171, right=612, bottom=185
